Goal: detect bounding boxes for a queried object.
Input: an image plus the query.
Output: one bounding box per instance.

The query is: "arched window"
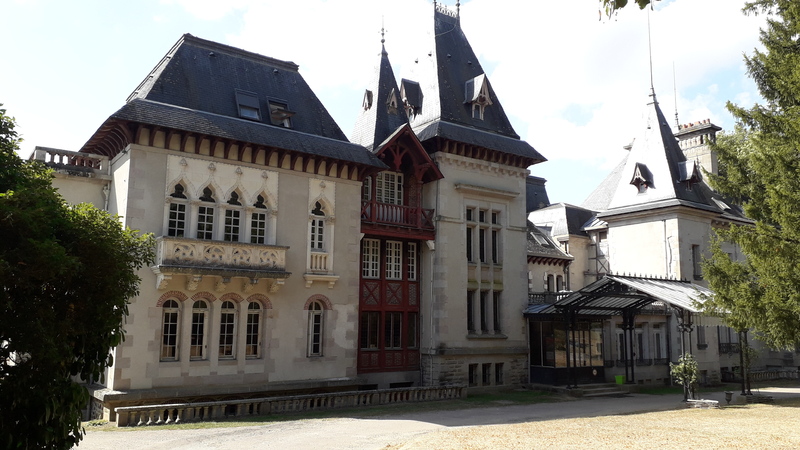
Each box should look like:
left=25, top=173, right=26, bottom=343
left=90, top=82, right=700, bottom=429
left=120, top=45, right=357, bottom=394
left=218, top=301, right=236, bottom=358
left=167, top=183, right=188, bottom=237
left=307, top=301, right=325, bottom=357
left=310, top=202, right=326, bottom=251
left=161, top=300, right=180, bottom=361
left=250, top=195, right=268, bottom=245
left=197, top=187, right=215, bottom=240
left=224, top=191, right=242, bottom=242
left=190, top=300, right=209, bottom=360
left=245, top=302, right=262, bottom=358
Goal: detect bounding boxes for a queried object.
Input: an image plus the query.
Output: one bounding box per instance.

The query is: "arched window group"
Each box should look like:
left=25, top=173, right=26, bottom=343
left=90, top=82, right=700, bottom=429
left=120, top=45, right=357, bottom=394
left=160, top=295, right=329, bottom=361
left=159, top=296, right=268, bottom=362
left=165, top=182, right=275, bottom=245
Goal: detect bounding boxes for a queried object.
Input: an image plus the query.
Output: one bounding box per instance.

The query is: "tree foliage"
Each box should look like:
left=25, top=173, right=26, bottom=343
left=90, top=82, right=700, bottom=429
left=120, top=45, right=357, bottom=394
left=0, top=105, right=154, bottom=449
left=702, top=0, right=800, bottom=348
left=670, top=353, right=698, bottom=400
left=600, top=0, right=657, bottom=17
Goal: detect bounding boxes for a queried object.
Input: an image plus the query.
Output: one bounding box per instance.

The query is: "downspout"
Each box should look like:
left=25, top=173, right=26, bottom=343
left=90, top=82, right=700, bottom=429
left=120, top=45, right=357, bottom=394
left=426, top=178, right=441, bottom=386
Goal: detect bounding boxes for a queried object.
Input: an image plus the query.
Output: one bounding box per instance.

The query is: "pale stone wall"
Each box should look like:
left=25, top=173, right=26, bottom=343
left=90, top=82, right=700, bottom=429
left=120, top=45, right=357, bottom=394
left=420, top=151, right=530, bottom=386
left=103, top=144, right=361, bottom=393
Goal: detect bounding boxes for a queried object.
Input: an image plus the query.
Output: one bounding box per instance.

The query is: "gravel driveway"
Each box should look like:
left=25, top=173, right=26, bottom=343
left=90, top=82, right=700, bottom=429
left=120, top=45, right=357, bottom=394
left=77, top=387, right=800, bottom=449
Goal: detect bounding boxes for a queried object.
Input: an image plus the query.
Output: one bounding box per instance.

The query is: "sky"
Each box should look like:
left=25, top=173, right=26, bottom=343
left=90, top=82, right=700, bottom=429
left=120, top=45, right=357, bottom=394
left=2, top=0, right=765, bottom=206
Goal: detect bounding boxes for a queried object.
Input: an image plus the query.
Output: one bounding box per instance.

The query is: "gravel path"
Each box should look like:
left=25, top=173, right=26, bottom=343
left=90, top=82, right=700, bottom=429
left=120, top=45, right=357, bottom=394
left=77, top=387, right=800, bottom=449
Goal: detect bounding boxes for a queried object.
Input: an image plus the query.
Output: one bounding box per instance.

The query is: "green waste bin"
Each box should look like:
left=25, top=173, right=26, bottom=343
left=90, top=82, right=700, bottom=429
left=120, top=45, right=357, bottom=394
left=615, top=375, right=626, bottom=385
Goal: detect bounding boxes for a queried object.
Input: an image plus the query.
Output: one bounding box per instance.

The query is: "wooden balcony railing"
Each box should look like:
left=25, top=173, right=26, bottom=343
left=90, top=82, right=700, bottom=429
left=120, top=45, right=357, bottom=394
left=361, top=200, right=434, bottom=230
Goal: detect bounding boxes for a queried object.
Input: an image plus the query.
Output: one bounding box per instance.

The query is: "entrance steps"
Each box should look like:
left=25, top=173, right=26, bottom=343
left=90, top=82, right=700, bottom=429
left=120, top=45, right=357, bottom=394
left=527, top=383, right=629, bottom=398
left=579, top=383, right=629, bottom=398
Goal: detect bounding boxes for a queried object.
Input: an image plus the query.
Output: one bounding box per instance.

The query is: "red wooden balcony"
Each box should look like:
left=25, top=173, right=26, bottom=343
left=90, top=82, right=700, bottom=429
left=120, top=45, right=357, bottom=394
left=361, top=201, right=435, bottom=231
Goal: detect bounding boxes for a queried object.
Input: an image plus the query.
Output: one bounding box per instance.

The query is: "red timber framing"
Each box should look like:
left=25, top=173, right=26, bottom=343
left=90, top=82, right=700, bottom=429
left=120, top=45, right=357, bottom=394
left=358, top=237, right=421, bottom=373
left=361, top=124, right=442, bottom=241
left=80, top=119, right=383, bottom=180
left=358, top=125, right=439, bottom=374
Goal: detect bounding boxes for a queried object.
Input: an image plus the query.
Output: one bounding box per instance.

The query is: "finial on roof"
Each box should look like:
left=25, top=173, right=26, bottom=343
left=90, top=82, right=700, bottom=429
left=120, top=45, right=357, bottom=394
left=647, top=9, right=656, bottom=103
left=457, top=0, right=460, bottom=19
left=380, top=18, right=387, bottom=56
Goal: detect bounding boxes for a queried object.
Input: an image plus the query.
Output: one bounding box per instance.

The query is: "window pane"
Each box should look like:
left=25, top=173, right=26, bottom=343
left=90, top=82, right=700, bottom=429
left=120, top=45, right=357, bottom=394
left=407, top=243, right=417, bottom=281
left=224, top=209, right=240, bottom=242
left=246, top=305, right=261, bottom=358
left=168, top=203, right=186, bottom=237
left=251, top=211, right=266, bottom=244
left=197, top=206, right=214, bottom=240
left=385, top=241, right=402, bottom=280
left=360, top=312, right=380, bottom=349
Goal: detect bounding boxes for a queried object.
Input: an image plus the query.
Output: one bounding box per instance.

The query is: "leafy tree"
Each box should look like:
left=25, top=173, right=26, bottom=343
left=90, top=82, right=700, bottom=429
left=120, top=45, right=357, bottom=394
left=600, top=0, right=657, bottom=17
left=702, top=0, right=800, bottom=349
left=670, top=353, right=699, bottom=401
left=0, top=104, right=154, bottom=449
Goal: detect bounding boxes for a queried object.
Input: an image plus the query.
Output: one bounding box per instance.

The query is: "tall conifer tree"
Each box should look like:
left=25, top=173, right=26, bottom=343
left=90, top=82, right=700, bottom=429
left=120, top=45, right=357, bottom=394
left=703, top=0, right=800, bottom=347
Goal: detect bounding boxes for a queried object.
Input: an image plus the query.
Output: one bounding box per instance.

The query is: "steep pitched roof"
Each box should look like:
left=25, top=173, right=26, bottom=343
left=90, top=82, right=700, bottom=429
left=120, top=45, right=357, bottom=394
left=84, top=99, right=384, bottom=167
left=409, top=5, right=545, bottom=165
left=587, top=93, right=748, bottom=223
left=82, top=34, right=385, bottom=170
left=128, top=33, right=348, bottom=141
left=351, top=40, right=410, bottom=151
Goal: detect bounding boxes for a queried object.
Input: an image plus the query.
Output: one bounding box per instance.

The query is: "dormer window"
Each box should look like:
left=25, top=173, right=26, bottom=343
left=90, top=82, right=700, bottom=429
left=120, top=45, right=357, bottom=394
left=465, top=74, right=493, bottom=121
left=630, top=162, right=655, bottom=194
left=386, top=88, right=399, bottom=115
left=363, top=90, right=373, bottom=111
left=400, top=79, right=423, bottom=118
left=677, top=161, right=702, bottom=191
left=268, top=100, right=295, bottom=128
left=235, top=90, right=261, bottom=121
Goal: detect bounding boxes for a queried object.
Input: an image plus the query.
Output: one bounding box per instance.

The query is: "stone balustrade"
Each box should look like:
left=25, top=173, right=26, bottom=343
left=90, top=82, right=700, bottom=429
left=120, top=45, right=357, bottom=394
left=155, top=236, right=287, bottom=272
left=31, top=147, right=109, bottom=176
left=115, top=385, right=465, bottom=427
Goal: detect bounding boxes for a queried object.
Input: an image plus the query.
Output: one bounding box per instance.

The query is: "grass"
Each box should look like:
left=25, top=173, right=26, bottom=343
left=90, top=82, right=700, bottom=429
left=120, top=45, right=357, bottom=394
left=84, top=389, right=562, bottom=432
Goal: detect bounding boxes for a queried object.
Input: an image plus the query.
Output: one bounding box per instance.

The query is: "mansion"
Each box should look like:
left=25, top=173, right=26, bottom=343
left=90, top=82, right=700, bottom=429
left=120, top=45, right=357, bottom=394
left=31, top=2, right=795, bottom=423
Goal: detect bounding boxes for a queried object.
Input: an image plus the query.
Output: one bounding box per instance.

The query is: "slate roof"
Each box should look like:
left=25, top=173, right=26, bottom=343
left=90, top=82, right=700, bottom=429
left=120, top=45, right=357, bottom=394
left=128, top=34, right=348, bottom=141
left=351, top=41, right=409, bottom=151
left=527, top=203, right=595, bottom=238
left=88, top=99, right=384, bottom=167
left=526, top=176, right=551, bottom=213
left=583, top=93, right=749, bottom=223
left=408, top=7, right=545, bottom=164
left=82, top=34, right=384, bottom=169
left=527, top=221, right=572, bottom=261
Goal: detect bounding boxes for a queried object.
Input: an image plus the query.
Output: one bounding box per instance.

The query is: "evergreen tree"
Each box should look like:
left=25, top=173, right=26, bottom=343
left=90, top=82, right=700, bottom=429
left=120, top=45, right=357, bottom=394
left=703, top=0, right=800, bottom=348
left=0, top=105, right=154, bottom=449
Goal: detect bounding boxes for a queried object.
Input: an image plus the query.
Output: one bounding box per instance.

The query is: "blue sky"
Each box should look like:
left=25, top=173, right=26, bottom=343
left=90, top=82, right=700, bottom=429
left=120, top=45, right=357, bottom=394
left=2, top=0, right=764, bottom=206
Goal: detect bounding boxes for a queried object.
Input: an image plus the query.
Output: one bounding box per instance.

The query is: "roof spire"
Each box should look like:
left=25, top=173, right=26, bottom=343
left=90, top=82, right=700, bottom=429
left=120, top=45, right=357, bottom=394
left=456, top=0, right=460, bottom=19
left=380, top=17, right=387, bottom=56
left=647, top=9, right=656, bottom=102
left=673, top=62, right=680, bottom=128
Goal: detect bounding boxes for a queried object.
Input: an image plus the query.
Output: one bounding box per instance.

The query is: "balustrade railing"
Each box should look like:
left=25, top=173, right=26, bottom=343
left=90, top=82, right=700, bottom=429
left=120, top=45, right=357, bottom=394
left=361, top=201, right=434, bottom=230
left=309, top=251, right=329, bottom=272
left=719, top=343, right=741, bottom=354
left=114, top=385, right=465, bottom=427
left=31, top=147, right=108, bottom=175
left=155, top=237, right=287, bottom=272
left=527, top=292, right=572, bottom=304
